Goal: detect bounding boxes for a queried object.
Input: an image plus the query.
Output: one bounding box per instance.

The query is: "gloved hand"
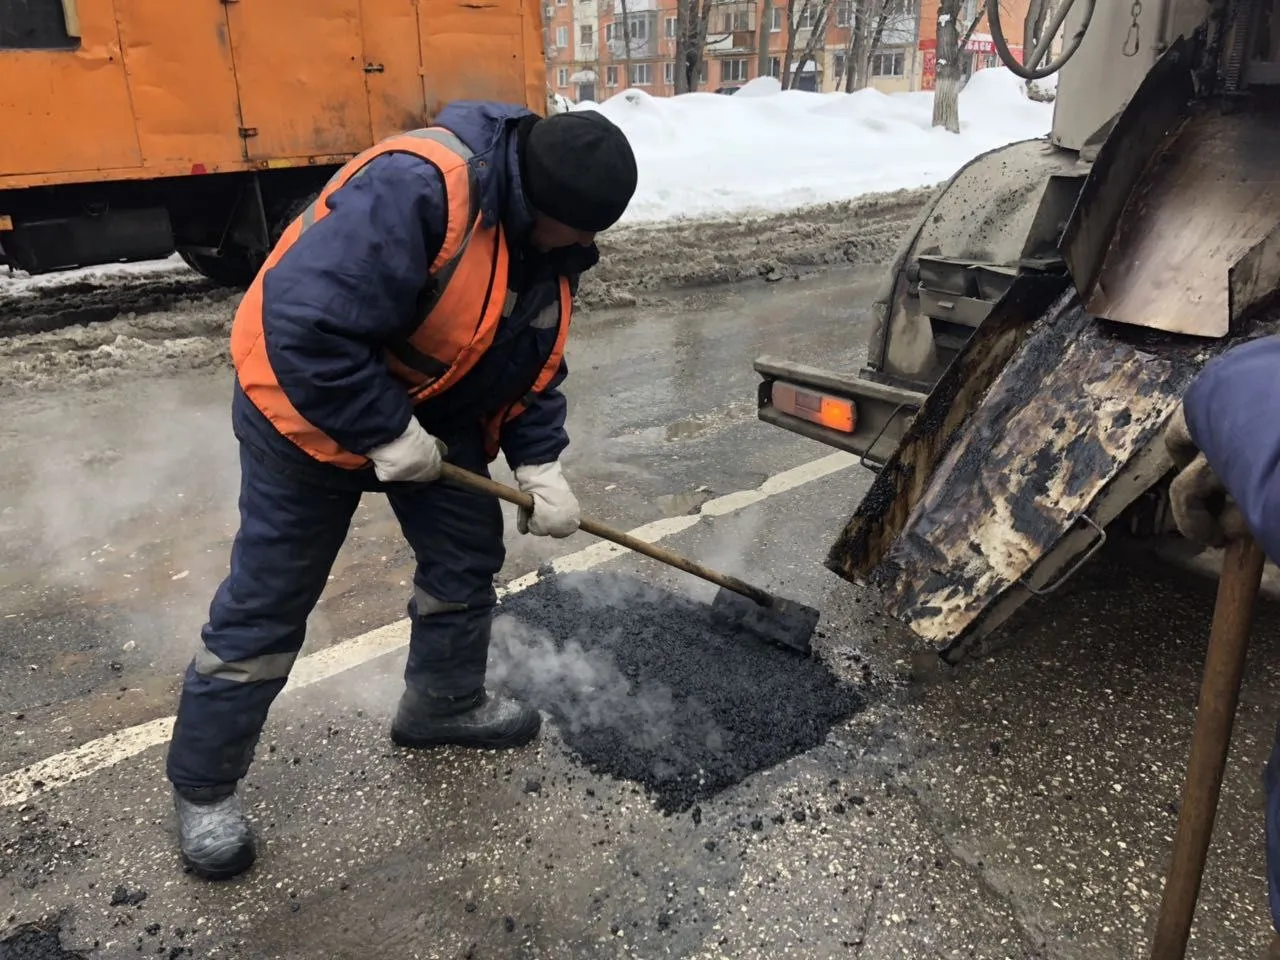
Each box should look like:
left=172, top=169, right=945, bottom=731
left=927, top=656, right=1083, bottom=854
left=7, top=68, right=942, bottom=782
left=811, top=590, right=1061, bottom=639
left=367, top=419, right=447, bottom=483
left=1163, top=403, right=1248, bottom=548
left=514, top=461, right=580, bottom=538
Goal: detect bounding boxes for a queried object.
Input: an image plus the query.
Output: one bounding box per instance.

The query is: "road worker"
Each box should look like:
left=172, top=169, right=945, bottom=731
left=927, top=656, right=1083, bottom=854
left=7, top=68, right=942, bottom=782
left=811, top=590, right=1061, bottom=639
left=1163, top=335, right=1280, bottom=955
left=165, top=102, right=638, bottom=880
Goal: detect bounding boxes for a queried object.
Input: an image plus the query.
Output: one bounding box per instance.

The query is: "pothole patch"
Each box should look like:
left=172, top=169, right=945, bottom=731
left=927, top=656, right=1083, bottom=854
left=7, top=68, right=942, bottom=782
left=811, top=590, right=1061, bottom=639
left=490, top=570, right=865, bottom=813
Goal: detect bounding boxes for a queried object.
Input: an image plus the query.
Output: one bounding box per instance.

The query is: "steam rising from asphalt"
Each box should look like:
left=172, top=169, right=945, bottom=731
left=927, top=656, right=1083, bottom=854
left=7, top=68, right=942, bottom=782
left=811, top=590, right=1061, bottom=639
left=488, top=611, right=725, bottom=758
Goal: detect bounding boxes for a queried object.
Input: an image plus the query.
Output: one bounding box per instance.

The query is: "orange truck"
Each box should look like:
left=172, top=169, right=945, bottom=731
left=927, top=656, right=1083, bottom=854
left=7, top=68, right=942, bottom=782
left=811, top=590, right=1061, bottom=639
left=0, top=0, right=548, bottom=284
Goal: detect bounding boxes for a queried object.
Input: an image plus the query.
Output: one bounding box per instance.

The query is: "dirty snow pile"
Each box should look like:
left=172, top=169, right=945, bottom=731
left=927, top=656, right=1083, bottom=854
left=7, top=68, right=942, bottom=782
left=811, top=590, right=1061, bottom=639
left=1, top=253, right=191, bottom=293
left=577, top=67, right=1054, bottom=223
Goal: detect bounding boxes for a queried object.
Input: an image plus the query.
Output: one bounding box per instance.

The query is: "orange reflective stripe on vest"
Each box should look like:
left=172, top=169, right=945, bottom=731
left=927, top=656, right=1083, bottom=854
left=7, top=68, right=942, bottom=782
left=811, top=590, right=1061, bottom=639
left=482, top=276, right=574, bottom=459
left=230, top=126, right=568, bottom=470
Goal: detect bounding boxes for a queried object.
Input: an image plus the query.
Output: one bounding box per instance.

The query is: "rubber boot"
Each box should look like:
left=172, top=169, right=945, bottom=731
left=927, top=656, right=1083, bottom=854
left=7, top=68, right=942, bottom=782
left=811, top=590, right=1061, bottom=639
left=173, top=787, right=256, bottom=880
left=390, top=688, right=541, bottom=750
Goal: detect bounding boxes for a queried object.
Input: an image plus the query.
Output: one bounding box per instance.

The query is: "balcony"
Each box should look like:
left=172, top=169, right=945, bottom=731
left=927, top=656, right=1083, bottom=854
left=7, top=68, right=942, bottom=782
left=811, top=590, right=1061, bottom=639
left=601, top=0, right=658, bottom=13
left=606, top=36, right=658, bottom=59
left=704, top=29, right=755, bottom=53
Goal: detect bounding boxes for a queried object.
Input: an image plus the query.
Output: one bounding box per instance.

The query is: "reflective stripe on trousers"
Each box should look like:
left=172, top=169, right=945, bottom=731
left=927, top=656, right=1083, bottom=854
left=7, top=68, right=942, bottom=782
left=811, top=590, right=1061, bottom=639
left=165, top=428, right=505, bottom=793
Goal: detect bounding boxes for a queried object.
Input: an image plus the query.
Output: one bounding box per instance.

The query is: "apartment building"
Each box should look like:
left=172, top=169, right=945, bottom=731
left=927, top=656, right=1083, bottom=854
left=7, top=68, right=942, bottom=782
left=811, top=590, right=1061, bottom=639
left=545, top=0, right=1029, bottom=100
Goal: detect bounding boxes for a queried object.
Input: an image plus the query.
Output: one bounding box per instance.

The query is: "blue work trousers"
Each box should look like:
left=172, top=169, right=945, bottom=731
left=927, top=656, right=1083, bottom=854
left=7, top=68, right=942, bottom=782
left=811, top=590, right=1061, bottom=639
left=165, top=430, right=504, bottom=794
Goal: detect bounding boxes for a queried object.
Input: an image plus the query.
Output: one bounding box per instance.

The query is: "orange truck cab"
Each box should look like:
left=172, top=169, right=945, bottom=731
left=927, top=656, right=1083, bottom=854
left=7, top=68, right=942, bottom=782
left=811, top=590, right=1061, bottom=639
left=0, top=0, right=549, bottom=284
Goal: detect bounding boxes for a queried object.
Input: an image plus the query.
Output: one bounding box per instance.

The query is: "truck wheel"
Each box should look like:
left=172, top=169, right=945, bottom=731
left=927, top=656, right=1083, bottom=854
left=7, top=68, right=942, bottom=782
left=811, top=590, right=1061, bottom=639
left=179, top=248, right=259, bottom=288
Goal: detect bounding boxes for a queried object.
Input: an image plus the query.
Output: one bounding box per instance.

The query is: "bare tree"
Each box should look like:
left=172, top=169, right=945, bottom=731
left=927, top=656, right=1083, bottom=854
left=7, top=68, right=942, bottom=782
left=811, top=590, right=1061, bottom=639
left=673, top=0, right=714, bottom=92
left=931, top=0, right=985, bottom=132
left=840, top=0, right=897, bottom=92
left=781, top=0, right=836, bottom=89
left=617, top=0, right=634, bottom=86
left=791, top=0, right=837, bottom=85
left=756, top=0, right=774, bottom=80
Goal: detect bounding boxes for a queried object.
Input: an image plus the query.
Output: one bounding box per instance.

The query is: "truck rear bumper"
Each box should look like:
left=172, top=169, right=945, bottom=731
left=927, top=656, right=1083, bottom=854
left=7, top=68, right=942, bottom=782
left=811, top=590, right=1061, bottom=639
left=754, top=355, right=925, bottom=468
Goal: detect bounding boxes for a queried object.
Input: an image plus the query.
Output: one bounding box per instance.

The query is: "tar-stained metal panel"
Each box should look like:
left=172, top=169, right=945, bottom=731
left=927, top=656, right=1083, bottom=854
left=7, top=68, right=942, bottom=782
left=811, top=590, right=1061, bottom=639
left=1230, top=222, right=1280, bottom=327
left=1083, top=101, right=1280, bottom=338
left=829, top=294, right=1224, bottom=648
left=827, top=274, right=1072, bottom=582
left=1060, top=39, right=1195, bottom=307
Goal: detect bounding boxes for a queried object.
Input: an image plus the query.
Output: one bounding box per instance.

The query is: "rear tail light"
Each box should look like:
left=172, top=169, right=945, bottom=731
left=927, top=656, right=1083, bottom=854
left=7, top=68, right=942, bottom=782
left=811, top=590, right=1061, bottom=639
left=770, top=382, right=856, bottom=433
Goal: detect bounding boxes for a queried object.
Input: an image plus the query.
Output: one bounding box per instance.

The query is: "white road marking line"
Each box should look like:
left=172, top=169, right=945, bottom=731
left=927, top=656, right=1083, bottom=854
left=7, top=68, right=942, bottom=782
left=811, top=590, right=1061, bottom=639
left=0, top=450, right=856, bottom=808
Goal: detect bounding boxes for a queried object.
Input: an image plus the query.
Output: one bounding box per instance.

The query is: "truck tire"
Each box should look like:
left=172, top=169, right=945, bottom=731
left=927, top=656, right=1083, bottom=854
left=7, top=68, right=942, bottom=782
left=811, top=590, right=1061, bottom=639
left=178, top=248, right=258, bottom=288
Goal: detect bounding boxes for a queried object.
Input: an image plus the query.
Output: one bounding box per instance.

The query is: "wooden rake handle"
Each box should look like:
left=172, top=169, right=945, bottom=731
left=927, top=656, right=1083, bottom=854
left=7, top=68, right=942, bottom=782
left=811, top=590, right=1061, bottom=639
left=1150, top=533, right=1266, bottom=959
left=437, top=462, right=774, bottom=607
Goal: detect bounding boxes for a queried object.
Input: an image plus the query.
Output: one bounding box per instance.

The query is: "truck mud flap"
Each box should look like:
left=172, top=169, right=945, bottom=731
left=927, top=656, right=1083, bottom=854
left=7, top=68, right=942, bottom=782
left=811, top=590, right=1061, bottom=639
left=825, top=276, right=1230, bottom=657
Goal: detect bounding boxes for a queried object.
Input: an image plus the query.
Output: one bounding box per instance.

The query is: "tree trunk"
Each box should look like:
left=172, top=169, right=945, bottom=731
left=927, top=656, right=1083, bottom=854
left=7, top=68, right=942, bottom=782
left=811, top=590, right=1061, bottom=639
left=931, top=0, right=962, bottom=132
left=756, top=0, right=773, bottom=80
left=674, top=0, right=712, bottom=93
left=840, top=6, right=858, bottom=91
left=619, top=0, right=634, bottom=87
left=791, top=0, right=834, bottom=86
left=781, top=0, right=803, bottom=86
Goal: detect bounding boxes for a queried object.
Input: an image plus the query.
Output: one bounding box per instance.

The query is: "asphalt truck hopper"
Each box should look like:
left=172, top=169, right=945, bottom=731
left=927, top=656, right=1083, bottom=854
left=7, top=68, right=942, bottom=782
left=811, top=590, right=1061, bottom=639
left=823, top=279, right=1280, bottom=661
left=825, top=50, right=1280, bottom=661
left=1063, top=88, right=1280, bottom=340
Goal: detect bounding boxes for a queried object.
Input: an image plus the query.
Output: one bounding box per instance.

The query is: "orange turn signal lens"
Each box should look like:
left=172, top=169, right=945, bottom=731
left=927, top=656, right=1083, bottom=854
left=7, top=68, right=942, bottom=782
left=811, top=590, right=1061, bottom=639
left=771, top=382, right=856, bottom=433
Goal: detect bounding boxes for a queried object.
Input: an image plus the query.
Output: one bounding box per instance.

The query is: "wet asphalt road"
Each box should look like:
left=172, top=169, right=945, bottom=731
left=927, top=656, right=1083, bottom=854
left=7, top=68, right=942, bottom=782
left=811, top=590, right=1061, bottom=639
left=2, top=267, right=1279, bottom=959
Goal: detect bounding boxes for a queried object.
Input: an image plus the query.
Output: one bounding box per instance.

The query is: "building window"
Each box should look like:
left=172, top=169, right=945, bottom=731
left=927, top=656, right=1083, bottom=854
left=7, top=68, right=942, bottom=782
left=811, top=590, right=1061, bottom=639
left=835, top=0, right=852, bottom=27
left=769, top=6, right=783, bottom=31
left=630, top=63, right=652, bottom=85
left=700, top=60, right=709, bottom=83
left=606, top=65, right=619, bottom=86
left=721, top=9, right=751, bottom=31
left=665, top=15, right=678, bottom=37
left=580, top=23, right=593, bottom=44
left=664, top=61, right=675, bottom=85
left=870, top=50, right=905, bottom=76
left=721, top=58, right=749, bottom=83
left=606, top=16, right=649, bottom=42
left=555, top=25, right=569, bottom=47
left=557, top=67, right=569, bottom=86
left=832, top=52, right=846, bottom=81
left=796, top=4, right=815, bottom=29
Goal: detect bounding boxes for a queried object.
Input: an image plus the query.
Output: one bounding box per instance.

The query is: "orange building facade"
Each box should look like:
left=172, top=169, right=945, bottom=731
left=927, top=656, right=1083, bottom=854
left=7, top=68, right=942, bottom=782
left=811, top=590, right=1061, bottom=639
left=544, top=0, right=1028, bottom=101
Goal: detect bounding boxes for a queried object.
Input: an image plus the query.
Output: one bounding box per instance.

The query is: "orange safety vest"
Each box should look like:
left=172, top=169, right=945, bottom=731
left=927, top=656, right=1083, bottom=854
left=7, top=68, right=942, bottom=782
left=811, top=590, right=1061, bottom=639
left=230, top=127, right=573, bottom=470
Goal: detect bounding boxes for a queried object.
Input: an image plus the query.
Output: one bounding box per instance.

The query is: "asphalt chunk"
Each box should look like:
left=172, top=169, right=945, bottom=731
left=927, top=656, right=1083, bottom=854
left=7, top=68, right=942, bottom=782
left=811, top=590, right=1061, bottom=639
left=492, top=571, right=863, bottom=812
left=0, top=920, right=88, bottom=960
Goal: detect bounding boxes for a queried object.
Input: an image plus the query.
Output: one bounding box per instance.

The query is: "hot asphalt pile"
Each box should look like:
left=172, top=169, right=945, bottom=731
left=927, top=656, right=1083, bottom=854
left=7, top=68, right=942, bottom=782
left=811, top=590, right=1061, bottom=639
left=491, top=570, right=863, bottom=813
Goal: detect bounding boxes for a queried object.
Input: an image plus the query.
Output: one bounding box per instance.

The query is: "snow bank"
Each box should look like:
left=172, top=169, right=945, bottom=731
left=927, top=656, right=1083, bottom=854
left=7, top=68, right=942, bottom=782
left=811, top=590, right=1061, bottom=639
left=577, top=66, right=1053, bottom=223
left=1, top=68, right=1052, bottom=289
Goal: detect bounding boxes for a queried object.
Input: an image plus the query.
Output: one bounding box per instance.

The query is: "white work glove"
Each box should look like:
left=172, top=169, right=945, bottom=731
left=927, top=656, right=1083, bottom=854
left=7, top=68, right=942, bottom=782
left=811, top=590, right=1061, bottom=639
left=367, top=419, right=446, bottom=483
left=514, top=461, right=580, bottom=538
left=1163, top=403, right=1248, bottom=548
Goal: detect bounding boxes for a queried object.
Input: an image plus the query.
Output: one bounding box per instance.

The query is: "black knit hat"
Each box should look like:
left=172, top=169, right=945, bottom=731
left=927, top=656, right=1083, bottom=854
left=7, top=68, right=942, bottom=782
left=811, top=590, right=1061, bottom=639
left=521, top=111, right=638, bottom=233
